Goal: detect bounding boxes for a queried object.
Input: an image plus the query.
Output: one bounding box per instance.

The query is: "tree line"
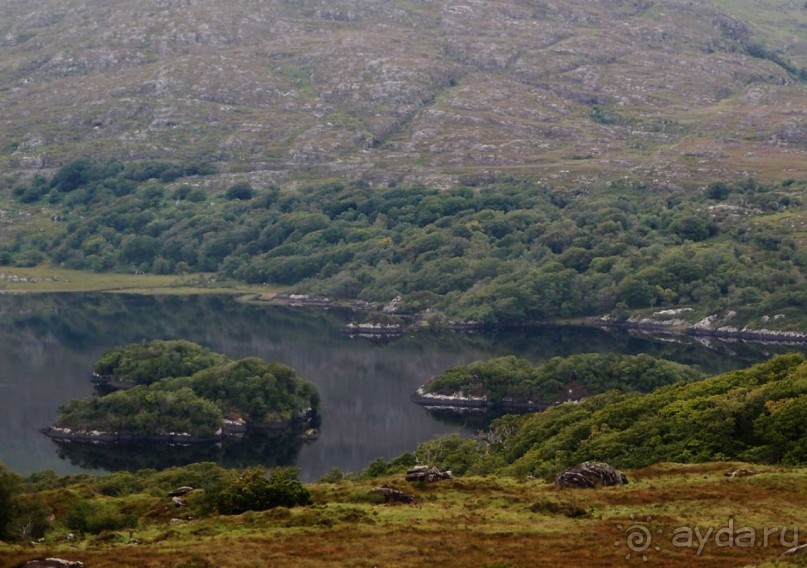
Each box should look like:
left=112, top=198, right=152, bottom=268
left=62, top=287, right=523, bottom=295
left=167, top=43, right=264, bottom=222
left=3, top=158, right=805, bottom=326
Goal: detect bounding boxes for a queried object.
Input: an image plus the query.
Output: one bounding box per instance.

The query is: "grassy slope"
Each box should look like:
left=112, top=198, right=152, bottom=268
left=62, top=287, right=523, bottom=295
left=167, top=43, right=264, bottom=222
left=0, top=265, right=284, bottom=296
left=1, top=463, right=806, bottom=567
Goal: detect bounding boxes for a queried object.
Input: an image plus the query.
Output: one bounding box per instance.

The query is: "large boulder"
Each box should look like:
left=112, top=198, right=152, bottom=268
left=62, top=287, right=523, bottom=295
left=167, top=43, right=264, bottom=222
left=554, top=462, right=628, bottom=489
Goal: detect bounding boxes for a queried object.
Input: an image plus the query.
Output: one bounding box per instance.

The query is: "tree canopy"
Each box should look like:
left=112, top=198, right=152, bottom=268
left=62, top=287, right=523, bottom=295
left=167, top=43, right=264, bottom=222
left=54, top=341, right=319, bottom=440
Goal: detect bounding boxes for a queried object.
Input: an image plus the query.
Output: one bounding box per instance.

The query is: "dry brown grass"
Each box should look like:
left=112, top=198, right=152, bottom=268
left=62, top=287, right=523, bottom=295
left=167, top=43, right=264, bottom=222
left=2, top=462, right=805, bottom=567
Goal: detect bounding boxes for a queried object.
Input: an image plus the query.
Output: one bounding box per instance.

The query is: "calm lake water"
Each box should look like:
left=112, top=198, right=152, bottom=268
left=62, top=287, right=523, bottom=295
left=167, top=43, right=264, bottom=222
left=0, top=293, right=803, bottom=481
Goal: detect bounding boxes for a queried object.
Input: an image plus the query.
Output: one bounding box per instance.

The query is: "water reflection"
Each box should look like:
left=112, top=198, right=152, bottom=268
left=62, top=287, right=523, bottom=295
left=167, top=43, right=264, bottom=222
left=52, top=431, right=312, bottom=472
left=0, top=293, right=802, bottom=480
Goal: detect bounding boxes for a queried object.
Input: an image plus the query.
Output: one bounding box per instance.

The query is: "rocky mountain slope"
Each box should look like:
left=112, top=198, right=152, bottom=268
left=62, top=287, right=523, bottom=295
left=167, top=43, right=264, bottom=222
left=1, top=0, right=806, bottom=189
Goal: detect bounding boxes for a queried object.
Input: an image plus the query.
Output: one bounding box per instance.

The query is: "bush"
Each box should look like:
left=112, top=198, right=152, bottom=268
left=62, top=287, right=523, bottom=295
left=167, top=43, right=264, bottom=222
left=187, top=188, right=207, bottom=202
left=529, top=498, right=589, bottom=518
left=225, top=182, right=254, bottom=201
left=66, top=500, right=138, bottom=534
left=0, top=464, right=20, bottom=540
left=214, top=467, right=311, bottom=515
left=319, top=468, right=345, bottom=483
left=6, top=497, right=50, bottom=540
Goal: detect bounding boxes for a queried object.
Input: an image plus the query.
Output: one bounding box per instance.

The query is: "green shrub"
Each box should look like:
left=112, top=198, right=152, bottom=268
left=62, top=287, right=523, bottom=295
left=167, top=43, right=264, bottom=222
left=5, top=497, right=51, bottom=540
left=214, top=467, right=311, bottom=515
left=225, top=182, right=254, bottom=200
left=66, top=500, right=138, bottom=534
left=319, top=468, right=345, bottom=483
left=0, top=464, right=20, bottom=540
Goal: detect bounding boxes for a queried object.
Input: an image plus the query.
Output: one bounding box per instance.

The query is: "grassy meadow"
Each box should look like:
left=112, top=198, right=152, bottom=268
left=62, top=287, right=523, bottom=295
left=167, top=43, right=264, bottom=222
left=0, top=265, right=283, bottom=298
left=1, top=462, right=806, bottom=567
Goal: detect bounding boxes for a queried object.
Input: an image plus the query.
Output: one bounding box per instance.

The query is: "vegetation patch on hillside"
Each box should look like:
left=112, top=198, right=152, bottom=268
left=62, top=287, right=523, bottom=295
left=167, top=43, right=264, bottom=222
left=410, top=354, right=807, bottom=478
left=1, top=459, right=806, bottom=567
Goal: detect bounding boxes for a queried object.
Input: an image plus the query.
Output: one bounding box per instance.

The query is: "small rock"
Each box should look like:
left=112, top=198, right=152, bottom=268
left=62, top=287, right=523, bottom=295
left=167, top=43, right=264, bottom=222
left=724, top=468, right=756, bottom=478
left=781, top=543, right=807, bottom=557
left=369, top=487, right=415, bottom=504
left=167, top=486, right=194, bottom=497
left=555, top=462, right=628, bottom=489
left=21, top=559, right=85, bottom=568
left=171, top=496, right=187, bottom=507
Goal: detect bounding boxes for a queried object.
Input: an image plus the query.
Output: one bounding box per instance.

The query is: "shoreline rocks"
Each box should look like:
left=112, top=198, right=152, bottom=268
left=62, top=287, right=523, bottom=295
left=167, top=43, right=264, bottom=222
left=411, top=386, right=549, bottom=412
left=594, top=318, right=807, bottom=345
left=42, top=408, right=315, bottom=446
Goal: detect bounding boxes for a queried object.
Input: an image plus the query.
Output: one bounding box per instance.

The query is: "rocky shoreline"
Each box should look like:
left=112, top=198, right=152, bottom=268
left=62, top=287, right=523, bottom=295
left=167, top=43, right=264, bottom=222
left=592, top=317, right=807, bottom=345
left=411, top=387, right=549, bottom=413
left=42, top=409, right=316, bottom=446
left=271, top=293, right=807, bottom=345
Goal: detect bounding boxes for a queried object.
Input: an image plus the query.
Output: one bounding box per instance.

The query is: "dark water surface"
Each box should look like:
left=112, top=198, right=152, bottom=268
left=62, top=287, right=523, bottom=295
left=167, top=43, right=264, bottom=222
left=0, top=293, right=803, bottom=481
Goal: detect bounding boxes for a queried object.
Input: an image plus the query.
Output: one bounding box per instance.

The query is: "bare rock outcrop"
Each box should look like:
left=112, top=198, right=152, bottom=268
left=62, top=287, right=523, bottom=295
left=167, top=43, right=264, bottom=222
left=554, top=462, right=628, bottom=489
left=369, top=486, right=415, bottom=504
left=405, top=465, right=453, bottom=483
left=20, top=560, right=86, bottom=568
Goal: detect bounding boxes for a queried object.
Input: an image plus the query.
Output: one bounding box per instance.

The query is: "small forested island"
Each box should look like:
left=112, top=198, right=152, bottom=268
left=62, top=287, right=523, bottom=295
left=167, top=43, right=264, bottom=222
left=43, top=340, right=319, bottom=444
left=414, top=353, right=703, bottom=411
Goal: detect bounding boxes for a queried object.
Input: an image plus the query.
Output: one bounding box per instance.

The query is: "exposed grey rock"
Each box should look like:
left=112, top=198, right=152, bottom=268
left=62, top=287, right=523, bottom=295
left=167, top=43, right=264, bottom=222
left=405, top=465, right=453, bottom=483
left=724, top=468, right=756, bottom=478
left=171, top=496, right=187, bottom=507
left=21, top=559, right=85, bottom=568
left=1, top=0, right=804, bottom=186
left=554, top=462, right=628, bottom=489
left=167, top=486, right=194, bottom=497
left=781, top=543, right=807, bottom=557
left=369, top=486, right=415, bottom=504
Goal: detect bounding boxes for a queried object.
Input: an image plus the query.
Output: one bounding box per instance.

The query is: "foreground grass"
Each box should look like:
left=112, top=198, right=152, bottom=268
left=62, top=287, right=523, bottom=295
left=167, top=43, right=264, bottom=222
left=2, top=463, right=806, bottom=567
left=0, top=265, right=284, bottom=298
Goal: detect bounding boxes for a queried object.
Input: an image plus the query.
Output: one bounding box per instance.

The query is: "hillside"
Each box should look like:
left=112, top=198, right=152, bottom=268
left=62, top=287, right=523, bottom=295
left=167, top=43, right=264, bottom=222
left=412, top=353, right=807, bottom=477
left=1, top=462, right=807, bottom=567
left=1, top=1, right=807, bottom=329
left=1, top=0, right=807, bottom=189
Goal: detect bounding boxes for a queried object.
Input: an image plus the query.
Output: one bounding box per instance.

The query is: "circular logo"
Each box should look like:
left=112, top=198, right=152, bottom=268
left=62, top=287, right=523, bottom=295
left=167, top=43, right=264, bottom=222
left=615, top=514, right=663, bottom=561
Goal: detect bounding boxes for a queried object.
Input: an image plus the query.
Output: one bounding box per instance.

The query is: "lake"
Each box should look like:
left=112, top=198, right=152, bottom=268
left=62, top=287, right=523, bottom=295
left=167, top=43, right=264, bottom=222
left=0, top=293, right=802, bottom=481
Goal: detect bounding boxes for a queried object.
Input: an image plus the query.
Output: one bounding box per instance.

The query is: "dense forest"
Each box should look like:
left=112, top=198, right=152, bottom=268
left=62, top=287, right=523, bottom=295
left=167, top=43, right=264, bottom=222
left=3, top=158, right=806, bottom=328
left=49, top=340, right=319, bottom=441
left=419, top=353, right=703, bottom=406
